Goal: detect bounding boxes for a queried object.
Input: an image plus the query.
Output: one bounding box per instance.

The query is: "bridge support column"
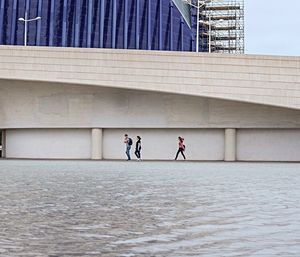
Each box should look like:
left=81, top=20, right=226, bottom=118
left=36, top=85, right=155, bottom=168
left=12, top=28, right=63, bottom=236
left=225, top=128, right=236, bottom=162
left=91, top=128, right=103, bottom=160
left=0, top=130, right=6, bottom=158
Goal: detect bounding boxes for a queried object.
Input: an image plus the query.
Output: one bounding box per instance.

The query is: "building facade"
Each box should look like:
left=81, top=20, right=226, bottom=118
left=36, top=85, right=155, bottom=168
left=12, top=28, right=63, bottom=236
left=0, top=1, right=297, bottom=162
left=0, top=46, right=300, bottom=161
left=0, top=0, right=196, bottom=51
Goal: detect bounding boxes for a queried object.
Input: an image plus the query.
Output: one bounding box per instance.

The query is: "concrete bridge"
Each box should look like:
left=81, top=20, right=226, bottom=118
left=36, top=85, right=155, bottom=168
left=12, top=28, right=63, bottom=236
left=1, top=46, right=300, bottom=109
left=0, top=46, right=300, bottom=161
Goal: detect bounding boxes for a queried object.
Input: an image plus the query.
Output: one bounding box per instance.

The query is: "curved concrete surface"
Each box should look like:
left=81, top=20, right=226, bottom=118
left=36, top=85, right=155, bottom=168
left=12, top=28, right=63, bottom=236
left=0, top=46, right=300, bottom=110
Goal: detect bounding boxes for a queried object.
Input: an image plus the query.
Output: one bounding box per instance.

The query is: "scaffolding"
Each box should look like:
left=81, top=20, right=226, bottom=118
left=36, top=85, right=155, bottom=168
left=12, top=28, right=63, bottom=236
left=199, top=0, right=244, bottom=54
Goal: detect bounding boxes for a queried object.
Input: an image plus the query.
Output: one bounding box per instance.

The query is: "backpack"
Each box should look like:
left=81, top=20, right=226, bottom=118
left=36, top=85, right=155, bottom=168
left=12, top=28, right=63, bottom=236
left=128, top=138, right=133, bottom=146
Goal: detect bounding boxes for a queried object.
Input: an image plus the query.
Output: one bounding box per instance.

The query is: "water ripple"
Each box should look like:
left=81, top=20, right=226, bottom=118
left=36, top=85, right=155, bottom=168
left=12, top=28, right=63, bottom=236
left=0, top=160, right=299, bottom=256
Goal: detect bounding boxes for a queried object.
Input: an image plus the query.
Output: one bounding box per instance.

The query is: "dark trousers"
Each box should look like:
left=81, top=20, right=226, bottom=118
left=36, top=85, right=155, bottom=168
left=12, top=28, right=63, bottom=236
left=135, top=149, right=141, bottom=159
left=175, top=148, right=186, bottom=160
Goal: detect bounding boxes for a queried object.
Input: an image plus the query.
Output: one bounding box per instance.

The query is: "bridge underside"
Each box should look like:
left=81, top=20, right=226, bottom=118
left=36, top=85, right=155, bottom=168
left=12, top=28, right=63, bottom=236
left=0, top=46, right=300, bottom=161
left=0, top=79, right=300, bottom=161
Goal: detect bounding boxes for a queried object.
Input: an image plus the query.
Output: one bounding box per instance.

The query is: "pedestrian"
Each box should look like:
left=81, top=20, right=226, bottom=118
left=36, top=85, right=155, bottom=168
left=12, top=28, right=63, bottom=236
left=124, top=134, right=133, bottom=160
left=175, top=136, right=186, bottom=160
left=135, top=136, right=142, bottom=161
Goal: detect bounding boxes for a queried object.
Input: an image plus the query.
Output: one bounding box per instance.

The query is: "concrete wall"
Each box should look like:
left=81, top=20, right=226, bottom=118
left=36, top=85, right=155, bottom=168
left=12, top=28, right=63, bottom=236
left=0, top=46, right=300, bottom=109
left=0, top=80, right=300, bottom=161
left=1, top=46, right=300, bottom=161
left=237, top=129, right=300, bottom=162
left=5, top=127, right=300, bottom=161
left=103, top=129, right=224, bottom=160
left=1, top=80, right=300, bottom=129
left=4, top=128, right=224, bottom=161
left=6, top=129, right=91, bottom=159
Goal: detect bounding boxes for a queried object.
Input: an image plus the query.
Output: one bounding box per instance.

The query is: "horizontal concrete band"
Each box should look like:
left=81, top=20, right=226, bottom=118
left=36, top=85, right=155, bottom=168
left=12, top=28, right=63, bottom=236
left=3, top=128, right=300, bottom=162
left=2, top=80, right=300, bottom=129
left=0, top=46, right=300, bottom=109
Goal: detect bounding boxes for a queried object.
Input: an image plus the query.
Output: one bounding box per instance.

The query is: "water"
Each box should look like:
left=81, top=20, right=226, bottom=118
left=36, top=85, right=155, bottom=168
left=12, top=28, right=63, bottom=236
left=0, top=160, right=299, bottom=257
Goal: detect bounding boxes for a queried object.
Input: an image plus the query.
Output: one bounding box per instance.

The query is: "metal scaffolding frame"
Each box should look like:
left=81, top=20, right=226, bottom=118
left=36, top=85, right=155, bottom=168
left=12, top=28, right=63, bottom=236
left=199, top=0, right=244, bottom=54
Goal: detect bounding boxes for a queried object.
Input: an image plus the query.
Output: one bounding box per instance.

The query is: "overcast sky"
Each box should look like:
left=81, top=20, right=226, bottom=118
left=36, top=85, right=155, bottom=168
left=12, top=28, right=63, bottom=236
left=245, top=0, right=300, bottom=56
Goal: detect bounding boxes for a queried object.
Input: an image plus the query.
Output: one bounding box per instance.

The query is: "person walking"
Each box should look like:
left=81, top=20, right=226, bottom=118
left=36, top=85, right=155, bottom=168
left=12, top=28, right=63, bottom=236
left=124, top=134, right=132, bottom=160
left=175, top=136, right=186, bottom=160
left=135, top=136, right=142, bottom=161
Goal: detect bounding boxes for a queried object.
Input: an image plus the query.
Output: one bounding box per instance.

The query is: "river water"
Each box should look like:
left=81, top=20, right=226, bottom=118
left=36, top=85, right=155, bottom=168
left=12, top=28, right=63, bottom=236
left=0, top=161, right=299, bottom=257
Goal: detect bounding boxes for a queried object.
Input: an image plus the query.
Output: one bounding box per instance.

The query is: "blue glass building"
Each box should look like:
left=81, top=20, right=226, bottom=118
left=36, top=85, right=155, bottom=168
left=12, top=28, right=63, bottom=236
left=0, top=0, right=204, bottom=52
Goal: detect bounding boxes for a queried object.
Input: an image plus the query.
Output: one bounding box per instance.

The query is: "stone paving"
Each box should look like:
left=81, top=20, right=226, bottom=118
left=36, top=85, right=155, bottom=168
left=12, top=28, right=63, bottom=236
left=0, top=160, right=299, bottom=256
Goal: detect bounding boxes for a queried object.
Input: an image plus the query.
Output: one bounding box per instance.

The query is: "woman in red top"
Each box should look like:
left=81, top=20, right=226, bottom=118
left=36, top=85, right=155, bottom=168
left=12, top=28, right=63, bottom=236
left=175, top=136, right=186, bottom=160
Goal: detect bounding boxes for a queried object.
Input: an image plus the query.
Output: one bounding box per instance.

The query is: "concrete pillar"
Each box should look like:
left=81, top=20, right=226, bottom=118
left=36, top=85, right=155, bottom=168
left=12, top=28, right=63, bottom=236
left=91, top=128, right=103, bottom=160
left=1, top=130, right=6, bottom=158
left=224, top=128, right=236, bottom=162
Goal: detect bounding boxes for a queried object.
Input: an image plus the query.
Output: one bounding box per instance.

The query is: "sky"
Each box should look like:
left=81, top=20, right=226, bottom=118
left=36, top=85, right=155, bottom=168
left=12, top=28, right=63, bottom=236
left=245, top=0, right=300, bottom=56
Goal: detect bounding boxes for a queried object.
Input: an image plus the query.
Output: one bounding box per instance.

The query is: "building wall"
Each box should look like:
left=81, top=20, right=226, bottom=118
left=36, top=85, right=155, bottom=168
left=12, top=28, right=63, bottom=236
left=4, top=127, right=300, bottom=161
left=6, top=129, right=91, bottom=159
left=1, top=46, right=300, bottom=110
left=237, top=129, right=300, bottom=162
left=103, top=129, right=224, bottom=160
left=1, top=80, right=300, bottom=129
left=1, top=80, right=300, bottom=161
left=0, top=0, right=193, bottom=51
left=0, top=47, right=300, bottom=161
